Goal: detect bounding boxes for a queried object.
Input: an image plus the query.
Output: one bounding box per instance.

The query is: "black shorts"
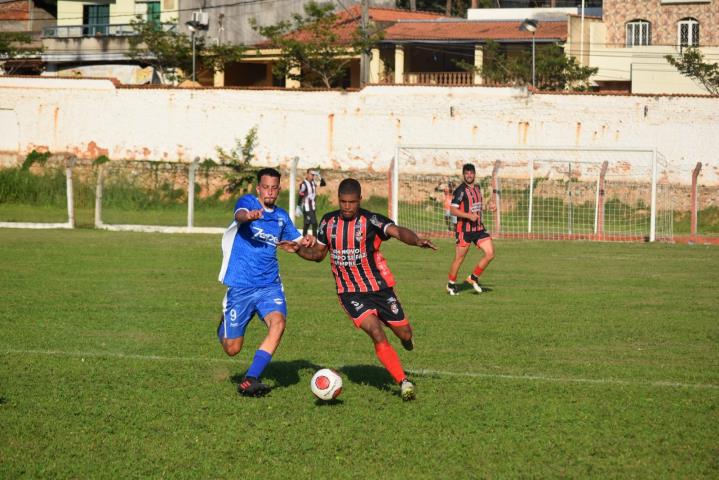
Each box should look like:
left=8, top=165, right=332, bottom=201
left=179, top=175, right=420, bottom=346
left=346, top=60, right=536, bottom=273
left=338, top=287, right=408, bottom=328
left=455, top=229, right=491, bottom=247
left=303, top=209, right=318, bottom=226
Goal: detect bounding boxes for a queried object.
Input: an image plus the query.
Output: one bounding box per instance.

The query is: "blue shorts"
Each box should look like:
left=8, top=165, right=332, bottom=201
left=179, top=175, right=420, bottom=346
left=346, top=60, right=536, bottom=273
left=219, top=284, right=287, bottom=340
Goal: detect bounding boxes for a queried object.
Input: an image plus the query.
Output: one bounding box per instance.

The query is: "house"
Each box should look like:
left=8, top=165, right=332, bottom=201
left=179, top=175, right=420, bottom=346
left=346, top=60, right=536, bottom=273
left=223, top=5, right=568, bottom=88
left=586, top=0, right=718, bottom=94
left=0, top=0, right=56, bottom=74
left=40, top=0, right=176, bottom=83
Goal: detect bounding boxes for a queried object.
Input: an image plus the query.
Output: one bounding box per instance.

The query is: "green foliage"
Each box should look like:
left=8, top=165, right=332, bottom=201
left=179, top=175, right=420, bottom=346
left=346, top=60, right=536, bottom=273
left=665, top=48, right=719, bottom=95
left=251, top=1, right=383, bottom=88
left=215, top=126, right=259, bottom=194
left=127, top=17, right=245, bottom=83
left=455, top=41, right=597, bottom=90
left=0, top=166, right=66, bottom=205
left=0, top=32, right=43, bottom=74
left=92, top=155, right=110, bottom=167
left=21, top=150, right=51, bottom=171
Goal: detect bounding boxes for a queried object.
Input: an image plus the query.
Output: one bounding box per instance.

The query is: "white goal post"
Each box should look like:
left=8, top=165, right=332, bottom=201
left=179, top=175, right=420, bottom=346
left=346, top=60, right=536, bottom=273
left=0, top=159, right=75, bottom=230
left=390, top=145, right=672, bottom=242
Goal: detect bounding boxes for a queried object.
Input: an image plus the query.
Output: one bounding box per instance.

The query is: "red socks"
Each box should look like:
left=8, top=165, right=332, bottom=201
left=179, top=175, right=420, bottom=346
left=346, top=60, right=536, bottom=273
left=448, top=274, right=457, bottom=283
left=374, top=341, right=406, bottom=383
left=472, top=266, right=484, bottom=278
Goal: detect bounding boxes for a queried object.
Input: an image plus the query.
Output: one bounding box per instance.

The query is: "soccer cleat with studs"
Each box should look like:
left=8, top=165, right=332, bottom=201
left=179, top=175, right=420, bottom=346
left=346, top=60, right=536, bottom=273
left=237, top=376, right=271, bottom=397
left=446, top=282, right=460, bottom=296
left=466, top=276, right=483, bottom=294
left=400, top=379, right=416, bottom=401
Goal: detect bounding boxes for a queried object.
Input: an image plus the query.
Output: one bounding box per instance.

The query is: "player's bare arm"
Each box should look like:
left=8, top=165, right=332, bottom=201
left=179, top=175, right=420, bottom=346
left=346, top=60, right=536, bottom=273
left=386, top=224, right=437, bottom=250
left=294, top=242, right=329, bottom=262
left=450, top=205, right=479, bottom=222
left=277, top=235, right=317, bottom=253
left=235, top=209, right=263, bottom=223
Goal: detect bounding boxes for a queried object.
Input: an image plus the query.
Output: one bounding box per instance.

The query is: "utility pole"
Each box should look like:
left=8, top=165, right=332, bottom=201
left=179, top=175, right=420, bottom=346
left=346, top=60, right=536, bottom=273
left=360, top=0, right=370, bottom=86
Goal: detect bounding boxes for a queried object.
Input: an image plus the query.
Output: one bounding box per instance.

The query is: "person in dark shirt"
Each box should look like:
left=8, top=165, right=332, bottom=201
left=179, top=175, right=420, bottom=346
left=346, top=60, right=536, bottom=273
left=446, top=163, right=496, bottom=296
left=283, top=178, right=436, bottom=401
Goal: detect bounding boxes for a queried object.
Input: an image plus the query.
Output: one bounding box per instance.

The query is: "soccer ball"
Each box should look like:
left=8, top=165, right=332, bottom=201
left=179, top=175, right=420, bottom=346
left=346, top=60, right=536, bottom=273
left=310, top=368, right=343, bottom=401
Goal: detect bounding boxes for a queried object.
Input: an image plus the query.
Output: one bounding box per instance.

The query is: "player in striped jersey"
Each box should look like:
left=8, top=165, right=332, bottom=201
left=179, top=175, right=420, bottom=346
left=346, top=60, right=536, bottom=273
left=298, top=169, right=319, bottom=236
left=283, top=178, right=436, bottom=401
left=446, top=163, right=496, bottom=295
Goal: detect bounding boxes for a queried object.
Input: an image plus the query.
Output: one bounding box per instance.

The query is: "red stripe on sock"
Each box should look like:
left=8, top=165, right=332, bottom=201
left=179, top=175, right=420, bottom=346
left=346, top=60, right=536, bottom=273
left=374, top=341, right=406, bottom=384
left=448, top=274, right=457, bottom=282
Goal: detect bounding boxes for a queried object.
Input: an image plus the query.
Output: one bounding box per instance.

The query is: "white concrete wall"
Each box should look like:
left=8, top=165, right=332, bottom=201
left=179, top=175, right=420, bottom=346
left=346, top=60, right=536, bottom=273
left=0, top=77, right=717, bottom=185
left=467, top=7, right=602, bottom=21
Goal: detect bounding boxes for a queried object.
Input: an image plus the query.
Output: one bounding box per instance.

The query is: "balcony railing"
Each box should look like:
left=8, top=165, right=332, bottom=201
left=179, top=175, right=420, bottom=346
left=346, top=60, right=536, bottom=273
left=42, top=23, right=176, bottom=39
left=404, top=71, right=474, bottom=86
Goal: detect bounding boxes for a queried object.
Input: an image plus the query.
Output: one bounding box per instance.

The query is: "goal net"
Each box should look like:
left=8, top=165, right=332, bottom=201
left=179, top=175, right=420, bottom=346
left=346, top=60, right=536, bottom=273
left=391, top=145, right=672, bottom=242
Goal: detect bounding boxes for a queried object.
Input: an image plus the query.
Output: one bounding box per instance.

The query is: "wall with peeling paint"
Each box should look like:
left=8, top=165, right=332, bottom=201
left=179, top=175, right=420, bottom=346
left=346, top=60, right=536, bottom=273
left=0, top=77, right=717, bottom=185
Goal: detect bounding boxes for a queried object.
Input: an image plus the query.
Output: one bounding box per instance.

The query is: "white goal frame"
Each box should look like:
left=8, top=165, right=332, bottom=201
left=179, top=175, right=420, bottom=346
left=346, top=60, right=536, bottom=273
left=0, top=160, right=75, bottom=230
left=391, top=144, right=670, bottom=242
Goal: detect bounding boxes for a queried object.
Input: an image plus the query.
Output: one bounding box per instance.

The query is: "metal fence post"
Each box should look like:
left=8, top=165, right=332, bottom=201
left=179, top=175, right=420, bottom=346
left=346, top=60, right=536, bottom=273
left=95, top=163, right=104, bottom=228
left=289, top=156, right=299, bottom=225
left=690, top=162, right=702, bottom=241
left=649, top=150, right=657, bottom=242
left=187, top=157, right=200, bottom=228
left=65, top=156, right=75, bottom=228
left=491, top=160, right=501, bottom=235
left=594, top=161, right=608, bottom=239
left=391, top=147, right=399, bottom=224
left=528, top=158, right=534, bottom=234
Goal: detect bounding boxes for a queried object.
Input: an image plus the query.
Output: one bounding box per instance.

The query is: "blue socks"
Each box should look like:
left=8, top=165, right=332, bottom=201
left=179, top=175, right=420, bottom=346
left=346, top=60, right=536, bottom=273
left=245, top=349, right=272, bottom=379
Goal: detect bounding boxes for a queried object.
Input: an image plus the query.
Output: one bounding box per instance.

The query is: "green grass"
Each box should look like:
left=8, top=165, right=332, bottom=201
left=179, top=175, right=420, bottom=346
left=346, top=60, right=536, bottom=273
left=0, top=229, right=717, bottom=478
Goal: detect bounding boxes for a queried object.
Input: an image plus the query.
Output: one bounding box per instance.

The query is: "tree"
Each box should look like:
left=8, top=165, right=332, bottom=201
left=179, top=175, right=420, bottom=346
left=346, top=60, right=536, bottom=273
left=127, top=18, right=244, bottom=84
left=665, top=48, right=719, bottom=95
left=251, top=1, right=382, bottom=88
left=455, top=41, right=597, bottom=91
left=0, top=32, right=43, bottom=75
left=216, top=126, right=259, bottom=194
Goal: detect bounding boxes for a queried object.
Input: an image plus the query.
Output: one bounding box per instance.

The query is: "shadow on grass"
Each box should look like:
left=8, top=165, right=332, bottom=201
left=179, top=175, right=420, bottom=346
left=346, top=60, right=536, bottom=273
left=230, top=359, right=321, bottom=389
left=458, top=282, right=493, bottom=294
left=339, top=364, right=396, bottom=393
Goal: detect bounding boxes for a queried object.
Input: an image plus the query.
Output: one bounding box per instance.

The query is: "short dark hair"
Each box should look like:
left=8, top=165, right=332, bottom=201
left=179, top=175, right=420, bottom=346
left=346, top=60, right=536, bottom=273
left=338, top=178, right=361, bottom=196
left=462, top=163, right=476, bottom=173
left=257, top=167, right=281, bottom=183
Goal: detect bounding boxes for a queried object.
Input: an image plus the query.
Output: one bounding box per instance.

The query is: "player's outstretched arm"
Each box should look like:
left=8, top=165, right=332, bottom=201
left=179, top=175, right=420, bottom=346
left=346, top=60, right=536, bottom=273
left=386, top=224, right=437, bottom=250
left=278, top=237, right=329, bottom=262
left=235, top=209, right=263, bottom=223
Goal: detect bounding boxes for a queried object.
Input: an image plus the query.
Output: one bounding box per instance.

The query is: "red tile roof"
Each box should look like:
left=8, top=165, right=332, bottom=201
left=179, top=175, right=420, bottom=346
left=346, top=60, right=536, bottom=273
left=259, top=6, right=566, bottom=46
left=384, top=20, right=567, bottom=42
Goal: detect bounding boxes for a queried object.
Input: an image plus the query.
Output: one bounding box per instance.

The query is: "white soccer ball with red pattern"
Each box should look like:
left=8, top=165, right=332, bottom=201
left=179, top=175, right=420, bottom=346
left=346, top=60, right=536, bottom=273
left=311, top=368, right=343, bottom=401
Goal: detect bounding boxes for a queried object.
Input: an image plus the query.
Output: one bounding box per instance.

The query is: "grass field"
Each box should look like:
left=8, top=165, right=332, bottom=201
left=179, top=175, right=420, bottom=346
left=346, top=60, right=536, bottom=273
left=1, top=229, right=718, bottom=478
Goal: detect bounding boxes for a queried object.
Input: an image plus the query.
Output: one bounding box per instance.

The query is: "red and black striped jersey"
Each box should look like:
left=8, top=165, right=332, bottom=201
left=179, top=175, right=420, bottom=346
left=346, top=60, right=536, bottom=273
left=451, top=183, right=484, bottom=233
left=317, top=209, right=396, bottom=294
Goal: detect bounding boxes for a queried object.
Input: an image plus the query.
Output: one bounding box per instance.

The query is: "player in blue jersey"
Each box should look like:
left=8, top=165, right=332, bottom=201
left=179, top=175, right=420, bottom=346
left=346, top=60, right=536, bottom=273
left=217, top=167, right=312, bottom=397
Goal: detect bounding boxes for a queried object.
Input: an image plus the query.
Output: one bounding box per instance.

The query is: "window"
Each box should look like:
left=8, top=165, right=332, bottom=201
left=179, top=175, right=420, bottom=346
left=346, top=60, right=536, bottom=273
left=147, top=2, right=161, bottom=24
left=678, top=18, right=699, bottom=48
left=83, top=4, right=109, bottom=36
left=626, top=20, right=651, bottom=47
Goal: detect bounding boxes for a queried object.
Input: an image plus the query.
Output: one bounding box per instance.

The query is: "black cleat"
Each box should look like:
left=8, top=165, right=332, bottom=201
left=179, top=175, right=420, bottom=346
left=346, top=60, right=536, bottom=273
left=446, top=282, right=460, bottom=296
left=401, top=338, right=414, bottom=351
left=237, top=376, right=271, bottom=397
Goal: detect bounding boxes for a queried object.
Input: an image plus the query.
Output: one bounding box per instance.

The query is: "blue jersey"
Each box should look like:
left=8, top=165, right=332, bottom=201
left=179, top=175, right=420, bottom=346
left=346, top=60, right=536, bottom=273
left=218, top=194, right=302, bottom=288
